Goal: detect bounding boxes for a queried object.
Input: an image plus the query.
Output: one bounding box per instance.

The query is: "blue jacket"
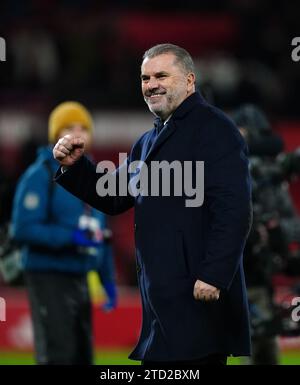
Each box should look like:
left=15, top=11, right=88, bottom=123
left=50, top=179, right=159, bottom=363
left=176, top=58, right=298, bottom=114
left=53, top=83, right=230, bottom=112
left=55, top=92, right=252, bottom=361
left=11, top=146, right=114, bottom=282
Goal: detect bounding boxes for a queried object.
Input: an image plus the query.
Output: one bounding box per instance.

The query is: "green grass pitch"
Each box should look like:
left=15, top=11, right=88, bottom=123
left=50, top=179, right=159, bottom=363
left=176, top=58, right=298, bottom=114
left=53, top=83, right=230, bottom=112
left=0, top=349, right=300, bottom=365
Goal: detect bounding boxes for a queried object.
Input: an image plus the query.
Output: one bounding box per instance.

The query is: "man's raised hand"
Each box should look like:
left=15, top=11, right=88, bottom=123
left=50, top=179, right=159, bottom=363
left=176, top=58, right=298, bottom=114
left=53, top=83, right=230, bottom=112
left=53, top=135, right=85, bottom=167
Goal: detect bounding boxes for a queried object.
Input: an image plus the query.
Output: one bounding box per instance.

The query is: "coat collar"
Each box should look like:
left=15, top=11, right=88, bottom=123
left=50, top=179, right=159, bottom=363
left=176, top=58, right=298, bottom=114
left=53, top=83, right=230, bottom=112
left=171, top=90, right=206, bottom=120
left=144, top=91, right=206, bottom=162
left=153, top=91, right=205, bottom=126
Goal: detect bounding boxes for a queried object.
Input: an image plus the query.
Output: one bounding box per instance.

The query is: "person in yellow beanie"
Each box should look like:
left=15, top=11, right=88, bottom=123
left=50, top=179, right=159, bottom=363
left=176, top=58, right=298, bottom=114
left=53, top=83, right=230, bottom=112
left=11, top=101, right=117, bottom=364
left=48, top=101, right=93, bottom=145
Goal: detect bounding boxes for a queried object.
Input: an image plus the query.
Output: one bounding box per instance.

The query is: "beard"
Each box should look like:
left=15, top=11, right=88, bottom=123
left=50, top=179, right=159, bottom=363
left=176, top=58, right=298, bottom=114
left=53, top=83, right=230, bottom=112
left=144, top=91, right=183, bottom=120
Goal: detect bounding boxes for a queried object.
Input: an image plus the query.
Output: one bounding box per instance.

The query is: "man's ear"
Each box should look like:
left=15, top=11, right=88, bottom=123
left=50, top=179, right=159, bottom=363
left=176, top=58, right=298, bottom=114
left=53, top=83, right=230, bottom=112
left=187, top=72, right=196, bottom=92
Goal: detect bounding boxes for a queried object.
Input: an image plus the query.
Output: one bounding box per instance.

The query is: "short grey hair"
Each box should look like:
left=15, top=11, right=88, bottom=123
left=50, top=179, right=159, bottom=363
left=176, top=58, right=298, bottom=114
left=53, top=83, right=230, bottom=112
left=142, top=43, right=195, bottom=74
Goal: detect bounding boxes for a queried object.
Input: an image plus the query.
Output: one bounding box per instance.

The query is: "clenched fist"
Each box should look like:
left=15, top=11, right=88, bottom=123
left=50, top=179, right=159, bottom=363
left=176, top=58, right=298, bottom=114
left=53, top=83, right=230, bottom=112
left=53, top=135, right=85, bottom=167
left=193, top=279, right=220, bottom=302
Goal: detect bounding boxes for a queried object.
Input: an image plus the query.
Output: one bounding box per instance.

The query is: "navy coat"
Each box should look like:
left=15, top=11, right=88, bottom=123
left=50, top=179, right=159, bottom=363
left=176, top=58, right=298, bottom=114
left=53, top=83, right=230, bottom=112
left=55, top=92, right=252, bottom=361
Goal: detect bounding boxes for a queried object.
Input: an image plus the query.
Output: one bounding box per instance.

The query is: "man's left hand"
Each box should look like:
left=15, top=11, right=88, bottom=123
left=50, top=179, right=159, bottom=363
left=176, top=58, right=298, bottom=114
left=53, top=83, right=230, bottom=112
left=193, top=280, right=220, bottom=301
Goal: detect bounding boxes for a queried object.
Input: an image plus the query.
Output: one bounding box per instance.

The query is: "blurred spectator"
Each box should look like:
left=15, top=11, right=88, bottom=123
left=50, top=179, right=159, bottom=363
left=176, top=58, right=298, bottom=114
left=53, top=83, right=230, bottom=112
left=11, top=26, right=59, bottom=87
left=232, top=104, right=300, bottom=365
left=10, top=101, right=117, bottom=364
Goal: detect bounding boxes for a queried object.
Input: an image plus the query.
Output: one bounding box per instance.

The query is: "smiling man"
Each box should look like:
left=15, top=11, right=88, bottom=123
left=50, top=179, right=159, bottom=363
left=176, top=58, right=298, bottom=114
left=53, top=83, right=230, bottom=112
left=53, top=44, right=252, bottom=365
left=141, top=48, right=195, bottom=122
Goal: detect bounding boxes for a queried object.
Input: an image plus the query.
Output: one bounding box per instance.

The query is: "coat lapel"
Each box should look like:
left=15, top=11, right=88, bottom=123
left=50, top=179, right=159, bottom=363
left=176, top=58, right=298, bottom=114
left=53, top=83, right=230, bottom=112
left=144, top=119, right=176, bottom=163
left=143, top=92, right=206, bottom=163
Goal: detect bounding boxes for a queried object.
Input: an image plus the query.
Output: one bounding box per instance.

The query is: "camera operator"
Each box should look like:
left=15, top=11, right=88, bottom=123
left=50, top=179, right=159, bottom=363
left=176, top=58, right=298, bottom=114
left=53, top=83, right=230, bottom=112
left=232, top=104, right=300, bottom=365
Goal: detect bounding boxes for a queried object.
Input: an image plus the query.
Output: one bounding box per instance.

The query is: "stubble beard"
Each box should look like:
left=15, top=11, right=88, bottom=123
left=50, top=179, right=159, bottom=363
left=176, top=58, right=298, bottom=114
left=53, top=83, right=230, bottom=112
left=146, top=93, right=176, bottom=121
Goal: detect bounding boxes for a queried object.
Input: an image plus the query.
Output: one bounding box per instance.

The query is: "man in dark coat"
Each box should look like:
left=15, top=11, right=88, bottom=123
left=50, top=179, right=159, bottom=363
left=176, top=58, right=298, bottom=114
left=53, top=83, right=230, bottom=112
left=53, top=44, right=252, bottom=365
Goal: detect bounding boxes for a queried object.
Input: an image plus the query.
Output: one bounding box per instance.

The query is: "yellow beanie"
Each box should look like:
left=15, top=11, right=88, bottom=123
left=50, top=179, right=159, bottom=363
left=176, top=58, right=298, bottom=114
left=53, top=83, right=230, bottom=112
left=48, top=101, right=93, bottom=143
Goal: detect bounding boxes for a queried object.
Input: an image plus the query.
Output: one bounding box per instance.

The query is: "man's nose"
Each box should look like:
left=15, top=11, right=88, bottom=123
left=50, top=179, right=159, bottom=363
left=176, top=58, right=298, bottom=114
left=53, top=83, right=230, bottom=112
left=147, top=77, right=159, bottom=90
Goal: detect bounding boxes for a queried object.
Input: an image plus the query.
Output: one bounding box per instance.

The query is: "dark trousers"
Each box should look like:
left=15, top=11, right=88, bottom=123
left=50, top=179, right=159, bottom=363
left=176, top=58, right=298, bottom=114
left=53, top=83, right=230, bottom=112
left=143, top=354, right=227, bottom=366
left=25, top=271, right=92, bottom=365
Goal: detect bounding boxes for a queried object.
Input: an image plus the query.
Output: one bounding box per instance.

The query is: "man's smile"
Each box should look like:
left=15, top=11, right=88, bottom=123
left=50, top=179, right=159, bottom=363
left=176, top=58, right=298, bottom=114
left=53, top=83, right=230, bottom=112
left=146, top=92, right=167, bottom=103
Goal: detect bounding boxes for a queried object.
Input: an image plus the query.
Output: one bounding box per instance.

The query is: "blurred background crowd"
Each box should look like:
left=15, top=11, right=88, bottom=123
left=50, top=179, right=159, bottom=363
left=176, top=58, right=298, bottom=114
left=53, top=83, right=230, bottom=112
left=0, top=0, right=299, bottom=113
left=1, top=0, right=300, bottom=364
